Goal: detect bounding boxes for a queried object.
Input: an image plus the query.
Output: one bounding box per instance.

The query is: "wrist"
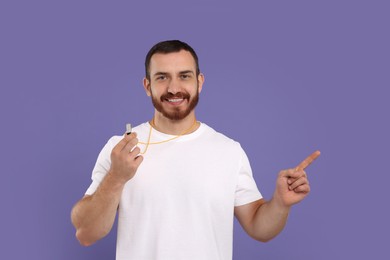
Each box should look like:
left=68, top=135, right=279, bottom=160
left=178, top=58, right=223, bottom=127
left=271, top=194, right=291, bottom=213
left=105, top=170, right=127, bottom=190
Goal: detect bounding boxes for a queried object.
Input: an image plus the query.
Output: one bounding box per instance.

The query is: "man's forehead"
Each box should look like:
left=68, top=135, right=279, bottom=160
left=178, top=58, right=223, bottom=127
left=149, top=50, right=196, bottom=73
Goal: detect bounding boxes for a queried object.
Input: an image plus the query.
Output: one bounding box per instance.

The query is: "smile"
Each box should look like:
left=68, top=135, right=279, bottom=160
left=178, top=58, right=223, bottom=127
left=167, top=98, right=184, bottom=103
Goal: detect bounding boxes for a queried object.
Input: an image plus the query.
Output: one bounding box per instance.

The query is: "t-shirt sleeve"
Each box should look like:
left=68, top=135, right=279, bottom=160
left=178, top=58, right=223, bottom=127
left=85, top=136, right=118, bottom=195
left=234, top=146, right=263, bottom=206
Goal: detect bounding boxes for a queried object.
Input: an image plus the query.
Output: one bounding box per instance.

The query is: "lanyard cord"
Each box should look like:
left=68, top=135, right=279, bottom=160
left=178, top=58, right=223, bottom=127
left=138, top=119, right=198, bottom=154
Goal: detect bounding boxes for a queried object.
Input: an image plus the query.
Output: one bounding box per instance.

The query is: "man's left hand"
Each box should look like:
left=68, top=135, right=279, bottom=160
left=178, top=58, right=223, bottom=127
left=273, top=150, right=321, bottom=207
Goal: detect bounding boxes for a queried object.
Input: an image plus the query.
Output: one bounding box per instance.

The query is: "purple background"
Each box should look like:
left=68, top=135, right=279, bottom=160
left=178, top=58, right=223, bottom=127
left=1, top=0, right=389, bottom=259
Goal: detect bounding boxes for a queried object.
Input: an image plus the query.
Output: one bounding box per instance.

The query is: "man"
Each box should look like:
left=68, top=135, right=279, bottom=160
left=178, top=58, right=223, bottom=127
left=71, top=40, right=320, bottom=260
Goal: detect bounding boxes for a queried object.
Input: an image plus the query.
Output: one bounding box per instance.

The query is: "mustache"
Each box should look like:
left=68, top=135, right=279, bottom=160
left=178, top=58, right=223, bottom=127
left=160, top=92, right=190, bottom=101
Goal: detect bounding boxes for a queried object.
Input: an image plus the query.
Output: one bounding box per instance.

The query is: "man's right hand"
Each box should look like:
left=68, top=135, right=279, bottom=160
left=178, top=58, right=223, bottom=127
left=109, top=132, right=144, bottom=184
left=71, top=133, right=143, bottom=246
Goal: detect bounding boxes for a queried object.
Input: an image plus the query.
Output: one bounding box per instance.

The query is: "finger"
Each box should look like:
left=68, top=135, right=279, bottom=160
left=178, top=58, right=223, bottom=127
left=113, top=132, right=137, bottom=152
left=129, top=146, right=141, bottom=159
left=119, top=133, right=138, bottom=153
left=124, top=132, right=137, bottom=140
left=295, top=150, right=321, bottom=171
left=134, top=154, right=144, bottom=167
left=289, top=176, right=309, bottom=190
left=287, top=170, right=306, bottom=184
left=282, top=169, right=305, bottom=180
left=293, top=184, right=310, bottom=193
left=123, top=137, right=139, bottom=154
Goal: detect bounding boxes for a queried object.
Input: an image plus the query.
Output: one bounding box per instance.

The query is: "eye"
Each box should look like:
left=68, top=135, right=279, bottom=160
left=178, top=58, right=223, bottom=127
left=156, top=75, right=167, bottom=81
left=180, top=74, right=191, bottom=80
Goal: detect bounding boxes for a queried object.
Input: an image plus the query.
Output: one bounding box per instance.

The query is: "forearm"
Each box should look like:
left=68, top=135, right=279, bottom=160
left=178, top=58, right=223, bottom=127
left=250, top=198, right=291, bottom=242
left=71, top=171, right=125, bottom=246
left=238, top=154, right=318, bottom=243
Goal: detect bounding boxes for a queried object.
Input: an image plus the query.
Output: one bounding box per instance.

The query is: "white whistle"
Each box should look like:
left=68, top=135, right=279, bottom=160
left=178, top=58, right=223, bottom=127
left=126, top=123, right=132, bottom=135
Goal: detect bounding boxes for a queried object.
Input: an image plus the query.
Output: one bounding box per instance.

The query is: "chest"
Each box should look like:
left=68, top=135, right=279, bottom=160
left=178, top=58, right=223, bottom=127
left=120, top=141, right=240, bottom=211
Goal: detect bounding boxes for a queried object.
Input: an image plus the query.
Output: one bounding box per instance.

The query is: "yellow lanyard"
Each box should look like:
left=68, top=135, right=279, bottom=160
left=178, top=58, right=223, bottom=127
left=138, top=119, right=198, bottom=154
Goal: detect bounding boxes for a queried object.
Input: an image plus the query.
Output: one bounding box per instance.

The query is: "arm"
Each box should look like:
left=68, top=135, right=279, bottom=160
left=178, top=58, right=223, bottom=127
left=71, top=133, right=143, bottom=246
left=235, top=151, right=320, bottom=242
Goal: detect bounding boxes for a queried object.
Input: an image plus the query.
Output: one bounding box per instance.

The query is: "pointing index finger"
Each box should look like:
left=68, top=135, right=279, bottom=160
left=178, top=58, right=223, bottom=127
left=295, top=150, right=321, bottom=171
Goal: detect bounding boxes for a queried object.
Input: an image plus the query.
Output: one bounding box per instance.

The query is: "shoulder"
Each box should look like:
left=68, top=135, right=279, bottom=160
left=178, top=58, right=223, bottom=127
left=201, top=123, right=238, bottom=143
left=200, top=123, right=243, bottom=152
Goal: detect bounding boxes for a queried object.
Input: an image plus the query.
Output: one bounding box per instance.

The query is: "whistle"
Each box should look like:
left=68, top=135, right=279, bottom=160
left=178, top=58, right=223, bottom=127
left=126, top=123, right=132, bottom=135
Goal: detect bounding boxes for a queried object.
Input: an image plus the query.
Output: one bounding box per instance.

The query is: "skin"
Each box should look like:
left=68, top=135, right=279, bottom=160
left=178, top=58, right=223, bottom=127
left=143, top=50, right=204, bottom=135
left=70, top=132, right=143, bottom=246
left=234, top=151, right=320, bottom=242
left=70, top=49, right=320, bottom=246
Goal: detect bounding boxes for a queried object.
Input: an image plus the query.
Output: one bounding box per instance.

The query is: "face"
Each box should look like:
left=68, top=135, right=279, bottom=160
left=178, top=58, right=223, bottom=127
left=143, top=50, right=204, bottom=121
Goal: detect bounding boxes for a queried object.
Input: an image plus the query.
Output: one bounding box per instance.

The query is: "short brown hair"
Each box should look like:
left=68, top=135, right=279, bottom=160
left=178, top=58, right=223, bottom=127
left=145, top=40, right=200, bottom=80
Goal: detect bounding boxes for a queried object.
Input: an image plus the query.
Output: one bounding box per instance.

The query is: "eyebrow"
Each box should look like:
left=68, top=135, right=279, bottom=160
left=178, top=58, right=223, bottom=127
left=152, top=70, right=195, bottom=77
left=153, top=72, right=168, bottom=77
left=178, top=70, right=195, bottom=75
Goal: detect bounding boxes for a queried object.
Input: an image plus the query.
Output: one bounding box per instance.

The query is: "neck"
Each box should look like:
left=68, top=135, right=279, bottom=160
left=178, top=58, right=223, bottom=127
left=151, top=112, right=199, bottom=135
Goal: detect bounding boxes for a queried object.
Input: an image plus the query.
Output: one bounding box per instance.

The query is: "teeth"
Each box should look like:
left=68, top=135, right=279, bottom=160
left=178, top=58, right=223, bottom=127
left=168, top=98, right=183, bottom=102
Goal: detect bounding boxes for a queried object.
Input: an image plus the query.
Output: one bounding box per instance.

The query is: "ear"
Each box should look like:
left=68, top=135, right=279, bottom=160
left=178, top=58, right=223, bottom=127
left=143, top=77, right=151, bottom=96
left=197, top=73, right=205, bottom=93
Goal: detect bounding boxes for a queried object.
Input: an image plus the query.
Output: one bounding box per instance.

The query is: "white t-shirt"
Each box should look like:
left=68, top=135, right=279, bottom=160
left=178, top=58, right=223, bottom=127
left=86, top=122, right=262, bottom=260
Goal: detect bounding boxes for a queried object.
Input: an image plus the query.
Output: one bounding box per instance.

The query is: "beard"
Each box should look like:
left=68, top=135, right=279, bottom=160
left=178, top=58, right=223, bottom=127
left=151, top=86, right=199, bottom=121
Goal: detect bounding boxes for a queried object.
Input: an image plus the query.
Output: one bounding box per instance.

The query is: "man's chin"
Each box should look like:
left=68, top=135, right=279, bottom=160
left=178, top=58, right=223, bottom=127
left=160, top=109, right=192, bottom=121
left=152, top=94, right=199, bottom=121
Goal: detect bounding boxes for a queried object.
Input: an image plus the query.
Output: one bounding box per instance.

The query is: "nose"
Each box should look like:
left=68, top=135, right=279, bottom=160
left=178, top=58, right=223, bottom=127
left=167, top=78, right=180, bottom=95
